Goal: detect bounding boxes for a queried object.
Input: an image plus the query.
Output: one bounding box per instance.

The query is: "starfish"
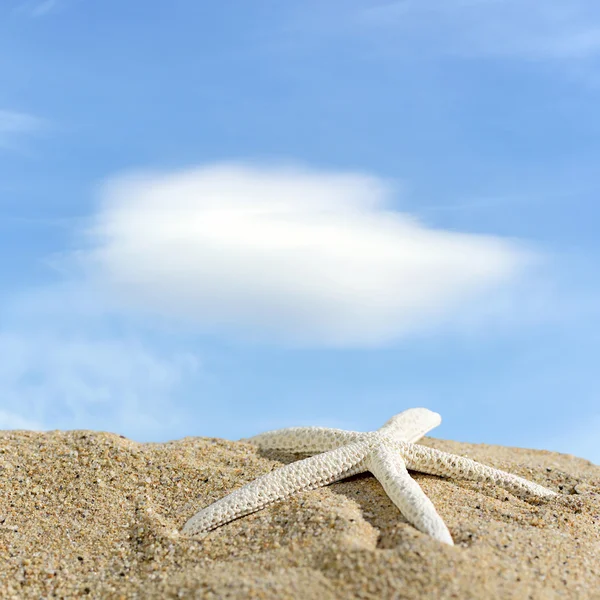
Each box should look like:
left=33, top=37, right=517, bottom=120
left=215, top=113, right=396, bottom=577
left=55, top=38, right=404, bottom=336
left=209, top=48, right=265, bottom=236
left=182, top=409, right=557, bottom=545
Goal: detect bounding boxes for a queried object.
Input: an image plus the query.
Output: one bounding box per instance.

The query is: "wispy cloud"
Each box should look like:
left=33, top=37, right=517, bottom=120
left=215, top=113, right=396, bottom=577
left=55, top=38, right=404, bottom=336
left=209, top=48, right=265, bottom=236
left=544, top=415, right=600, bottom=465
left=75, top=162, right=534, bottom=346
left=0, top=109, right=44, bottom=151
left=0, top=284, right=202, bottom=438
left=0, top=410, right=44, bottom=431
left=15, top=0, right=59, bottom=18
left=345, top=1, right=600, bottom=65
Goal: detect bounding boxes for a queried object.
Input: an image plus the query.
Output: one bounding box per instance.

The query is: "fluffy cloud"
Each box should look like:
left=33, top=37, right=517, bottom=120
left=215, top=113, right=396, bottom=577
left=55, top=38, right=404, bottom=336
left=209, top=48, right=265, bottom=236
left=81, top=163, right=533, bottom=346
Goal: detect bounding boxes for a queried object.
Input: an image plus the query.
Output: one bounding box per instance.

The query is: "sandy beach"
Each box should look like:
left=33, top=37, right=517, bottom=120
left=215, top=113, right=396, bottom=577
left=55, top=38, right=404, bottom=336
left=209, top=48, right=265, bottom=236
left=0, top=430, right=598, bottom=599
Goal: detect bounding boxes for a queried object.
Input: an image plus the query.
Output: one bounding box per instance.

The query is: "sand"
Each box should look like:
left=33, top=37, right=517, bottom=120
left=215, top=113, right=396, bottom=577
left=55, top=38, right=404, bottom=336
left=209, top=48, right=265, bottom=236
left=0, top=429, right=598, bottom=599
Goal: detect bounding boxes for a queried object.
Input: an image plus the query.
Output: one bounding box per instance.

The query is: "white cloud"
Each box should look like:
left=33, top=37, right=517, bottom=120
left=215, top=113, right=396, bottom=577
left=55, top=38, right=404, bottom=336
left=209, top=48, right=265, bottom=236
left=80, top=162, right=533, bottom=346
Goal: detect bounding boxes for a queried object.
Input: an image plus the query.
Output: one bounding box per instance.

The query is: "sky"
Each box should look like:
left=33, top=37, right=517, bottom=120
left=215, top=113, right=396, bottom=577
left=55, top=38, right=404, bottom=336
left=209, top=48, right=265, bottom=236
left=0, top=0, right=599, bottom=464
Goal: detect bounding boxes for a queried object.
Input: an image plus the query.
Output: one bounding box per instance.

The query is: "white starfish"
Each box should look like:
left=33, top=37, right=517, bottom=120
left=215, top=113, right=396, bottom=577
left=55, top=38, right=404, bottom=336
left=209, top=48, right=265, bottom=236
left=182, top=409, right=557, bottom=545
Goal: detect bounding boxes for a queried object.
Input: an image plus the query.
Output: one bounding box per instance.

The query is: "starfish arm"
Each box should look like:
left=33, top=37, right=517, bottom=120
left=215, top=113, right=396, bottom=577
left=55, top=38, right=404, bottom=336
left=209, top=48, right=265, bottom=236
left=182, top=441, right=371, bottom=536
left=367, top=444, right=454, bottom=545
left=242, top=426, right=364, bottom=453
left=378, top=408, right=442, bottom=443
left=400, top=443, right=557, bottom=499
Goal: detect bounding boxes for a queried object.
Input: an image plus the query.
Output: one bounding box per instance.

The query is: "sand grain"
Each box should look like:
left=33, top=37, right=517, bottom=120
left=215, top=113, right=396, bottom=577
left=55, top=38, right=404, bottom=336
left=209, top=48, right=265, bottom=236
left=0, top=430, right=598, bottom=599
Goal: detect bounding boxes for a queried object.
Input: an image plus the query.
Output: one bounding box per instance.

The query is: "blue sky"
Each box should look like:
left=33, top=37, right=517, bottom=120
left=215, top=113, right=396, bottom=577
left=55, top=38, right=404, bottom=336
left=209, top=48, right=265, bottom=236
left=1, top=0, right=599, bottom=463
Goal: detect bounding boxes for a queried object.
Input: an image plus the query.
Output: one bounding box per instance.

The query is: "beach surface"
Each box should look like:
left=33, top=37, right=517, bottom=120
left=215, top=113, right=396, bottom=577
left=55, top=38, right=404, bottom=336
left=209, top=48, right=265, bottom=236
left=0, top=430, right=598, bottom=599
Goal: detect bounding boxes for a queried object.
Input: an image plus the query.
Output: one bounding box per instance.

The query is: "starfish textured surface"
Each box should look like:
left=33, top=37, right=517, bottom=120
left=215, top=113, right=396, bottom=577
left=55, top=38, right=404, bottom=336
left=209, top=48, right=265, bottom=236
left=182, top=409, right=557, bottom=545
